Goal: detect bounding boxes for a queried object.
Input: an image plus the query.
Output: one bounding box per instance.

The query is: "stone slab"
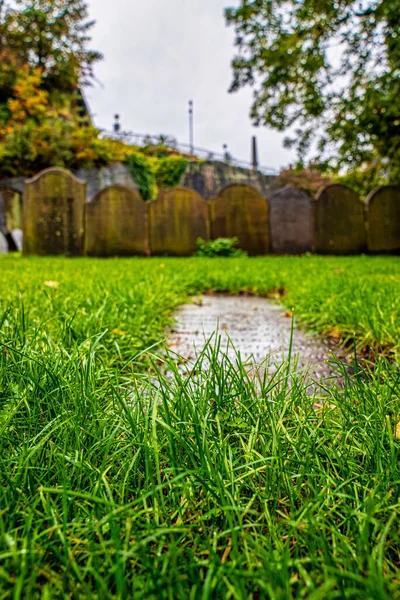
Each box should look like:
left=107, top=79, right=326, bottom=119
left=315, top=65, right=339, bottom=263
left=85, top=185, right=148, bottom=256
left=270, top=187, right=313, bottom=254
left=314, top=184, right=366, bottom=254
left=149, top=187, right=209, bottom=256
left=210, top=184, right=270, bottom=255
left=366, top=186, right=400, bottom=253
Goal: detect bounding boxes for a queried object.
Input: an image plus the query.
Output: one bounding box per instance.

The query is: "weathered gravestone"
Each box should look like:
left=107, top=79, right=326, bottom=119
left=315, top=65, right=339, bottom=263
left=0, top=191, right=6, bottom=238
left=365, top=186, right=400, bottom=253
left=149, top=187, right=209, bottom=256
left=314, top=184, right=366, bottom=254
left=269, top=187, right=313, bottom=254
left=23, top=168, right=86, bottom=256
left=0, top=189, right=21, bottom=252
left=85, top=185, right=148, bottom=256
left=0, top=232, right=7, bottom=254
left=1, top=189, right=22, bottom=231
left=210, top=184, right=270, bottom=255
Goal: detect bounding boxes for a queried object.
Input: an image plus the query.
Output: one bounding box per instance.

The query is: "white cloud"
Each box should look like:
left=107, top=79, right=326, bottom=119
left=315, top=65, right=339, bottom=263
left=86, top=0, right=296, bottom=171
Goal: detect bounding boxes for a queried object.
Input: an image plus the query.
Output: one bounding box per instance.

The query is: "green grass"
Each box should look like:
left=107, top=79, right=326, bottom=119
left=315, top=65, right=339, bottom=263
left=1, top=254, right=400, bottom=598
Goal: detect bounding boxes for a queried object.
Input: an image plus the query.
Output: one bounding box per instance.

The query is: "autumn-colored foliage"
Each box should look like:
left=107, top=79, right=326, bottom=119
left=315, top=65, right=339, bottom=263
left=0, top=0, right=131, bottom=176
left=0, top=1, right=194, bottom=184
left=0, top=67, right=132, bottom=176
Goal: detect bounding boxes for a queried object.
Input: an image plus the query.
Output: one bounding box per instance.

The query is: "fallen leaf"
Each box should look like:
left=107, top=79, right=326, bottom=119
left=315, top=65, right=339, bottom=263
left=111, top=328, right=126, bottom=336
left=327, top=326, right=341, bottom=340
left=44, top=281, right=59, bottom=289
left=221, top=540, right=232, bottom=564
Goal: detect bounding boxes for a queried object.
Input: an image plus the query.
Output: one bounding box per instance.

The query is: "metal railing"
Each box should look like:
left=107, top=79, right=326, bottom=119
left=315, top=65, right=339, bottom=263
left=102, top=130, right=277, bottom=176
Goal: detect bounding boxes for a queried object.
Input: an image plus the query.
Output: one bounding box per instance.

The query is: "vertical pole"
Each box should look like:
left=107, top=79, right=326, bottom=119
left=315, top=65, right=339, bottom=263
left=252, top=135, right=259, bottom=170
left=189, top=100, right=194, bottom=154
left=114, top=114, right=121, bottom=136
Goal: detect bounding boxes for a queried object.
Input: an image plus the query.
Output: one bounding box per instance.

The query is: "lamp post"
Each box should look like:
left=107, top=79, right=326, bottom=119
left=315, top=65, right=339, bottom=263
left=113, top=114, right=121, bottom=136
left=188, top=100, right=194, bottom=154
left=252, top=136, right=259, bottom=170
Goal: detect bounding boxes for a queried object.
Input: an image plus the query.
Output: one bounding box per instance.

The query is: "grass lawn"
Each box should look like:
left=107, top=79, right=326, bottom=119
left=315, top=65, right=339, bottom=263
left=1, top=254, right=400, bottom=598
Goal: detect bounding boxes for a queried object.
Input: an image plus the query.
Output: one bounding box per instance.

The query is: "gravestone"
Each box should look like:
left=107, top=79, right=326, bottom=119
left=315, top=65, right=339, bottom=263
left=149, top=187, right=209, bottom=256
left=314, top=184, right=366, bottom=254
left=269, top=187, right=313, bottom=254
left=85, top=185, right=148, bottom=256
left=210, top=184, right=269, bottom=255
left=365, top=186, right=400, bottom=253
left=0, top=189, right=21, bottom=252
left=23, top=168, right=86, bottom=256
left=2, top=189, right=23, bottom=231
left=0, top=232, right=7, bottom=254
left=0, top=191, right=6, bottom=237
left=11, top=229, right=22, bottom=251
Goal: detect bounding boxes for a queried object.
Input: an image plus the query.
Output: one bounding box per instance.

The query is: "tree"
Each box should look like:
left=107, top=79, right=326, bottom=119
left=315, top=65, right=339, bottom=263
left=0, top=0, right=102, bottom=89
left=225, top=0, right=400, bottom=182
left=0, top=66, right=131, bottom=175
left=275, top=164, right=332, bottom=196
left=0, top=0, right=117, bottom=175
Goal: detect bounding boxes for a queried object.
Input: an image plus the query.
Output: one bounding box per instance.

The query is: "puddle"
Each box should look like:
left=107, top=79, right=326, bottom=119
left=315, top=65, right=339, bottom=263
left=169, top=295, right=350, bottom=383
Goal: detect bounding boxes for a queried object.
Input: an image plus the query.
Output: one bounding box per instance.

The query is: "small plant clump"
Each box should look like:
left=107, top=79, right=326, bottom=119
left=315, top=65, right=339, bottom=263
left=196, top=237, right=248, bottom=257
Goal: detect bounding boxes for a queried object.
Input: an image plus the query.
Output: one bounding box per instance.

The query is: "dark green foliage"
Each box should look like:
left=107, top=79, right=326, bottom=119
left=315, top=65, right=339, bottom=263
left=126, top=154, right=188, bottom=199
left=0, top=0, right=102, bottom=87
left=335, top=163, right=389, bottom=198
left=154, top=156, right=188, bottom=189
left=225, top=0, right=400, bottom=182
left=196, top=236, right=248, bottom=257
left=125, top=153, right=157, bottom=201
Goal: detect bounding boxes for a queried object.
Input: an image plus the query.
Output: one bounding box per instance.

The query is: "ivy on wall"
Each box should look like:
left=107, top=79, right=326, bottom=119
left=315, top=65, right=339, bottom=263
left=152, top=156, right=188, bottom=190
left=126, top=153, right=189, bottom=200
left=125, top=153, right=157, bottom=201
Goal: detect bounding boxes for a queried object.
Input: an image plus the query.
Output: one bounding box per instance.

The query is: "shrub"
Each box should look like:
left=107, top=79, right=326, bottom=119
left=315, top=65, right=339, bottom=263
left=196, top=237, right=248, bottom=258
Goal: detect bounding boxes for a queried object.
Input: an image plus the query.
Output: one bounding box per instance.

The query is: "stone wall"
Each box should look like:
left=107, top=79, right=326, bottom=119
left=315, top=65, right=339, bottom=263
left=75, top=162, right=138, bottom=202
left=180, top=161, right=274, bottom=199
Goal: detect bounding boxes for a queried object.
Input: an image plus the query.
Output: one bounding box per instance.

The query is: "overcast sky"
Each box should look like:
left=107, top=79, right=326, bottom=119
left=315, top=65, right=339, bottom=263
left=86, top=0, right=296, bottom=171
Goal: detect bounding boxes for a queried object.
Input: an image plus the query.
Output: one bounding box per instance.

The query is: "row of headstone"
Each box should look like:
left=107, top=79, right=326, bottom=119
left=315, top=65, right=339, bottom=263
left=87, top=183, right=270, bottom=256
left=10, top=167, right=400, bottom=256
